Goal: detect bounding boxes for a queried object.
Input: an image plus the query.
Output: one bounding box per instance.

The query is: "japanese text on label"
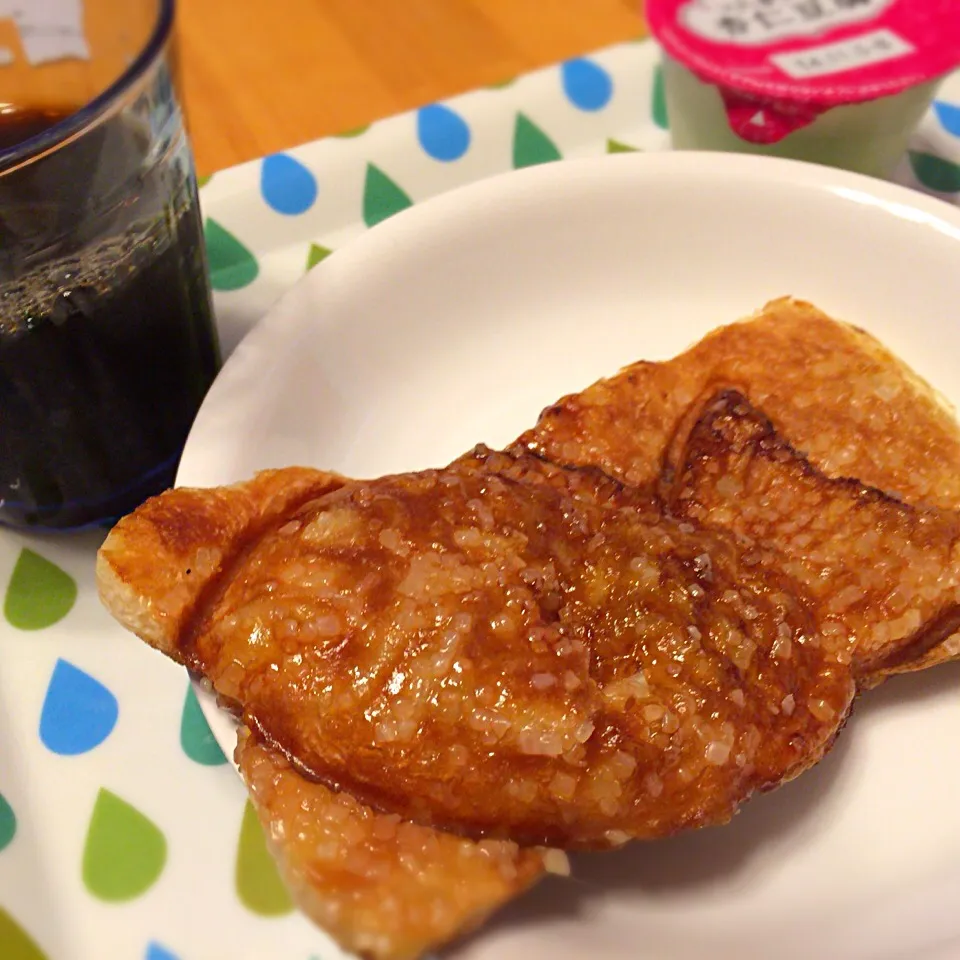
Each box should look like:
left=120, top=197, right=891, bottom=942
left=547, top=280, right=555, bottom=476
left=680, top=0, right=896, bottom=46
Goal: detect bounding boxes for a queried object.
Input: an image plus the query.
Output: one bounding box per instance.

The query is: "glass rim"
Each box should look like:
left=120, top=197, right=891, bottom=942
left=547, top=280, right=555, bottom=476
left=0, top=0, right=176, bottom=175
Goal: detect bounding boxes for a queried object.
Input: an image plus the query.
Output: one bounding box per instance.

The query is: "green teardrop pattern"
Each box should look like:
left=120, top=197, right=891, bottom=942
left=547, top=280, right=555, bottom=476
left=513, top=113, right=562, bottom=168
left=607, top=138, right=639, bottom=153
left=235, top=799, right=294, bottom=916
left=363, top=164, right=414, bottom=227
left=909, top=151, right=960, bottom=193
left=486, top=77, right=516, bottom=89
left=4, top=548, right=76, bottom=631
left=652, top=64, right=669, bottom=130
left=82, top=789, right=167, bottom=902
left=0, top=791, right=16, bottom=851
left=307, top=243, right=333, bottom=271
left=205, top=219, right=260, bottom=291
left=0, top=908, right=49, bottom=960
left=180, top=685, right=227, bottom=766
left=335, top=124, right=370, bottom=138
left=196, top=173, right=213, bottom=188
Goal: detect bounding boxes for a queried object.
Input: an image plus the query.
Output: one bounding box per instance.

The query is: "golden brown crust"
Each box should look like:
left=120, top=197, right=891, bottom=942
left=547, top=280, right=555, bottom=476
left=97, top=400, right=960, bottom=851
left=665, top=391, right=960, bottom=682
left=96, top=468, right=346, bottom=661
left=514, top=297, right=960, bottom=673
left=515, top=297, right=960, bottom=509
left=105, top=445, right=860, bottom=849
left=236, top=729, right=553, bottom=960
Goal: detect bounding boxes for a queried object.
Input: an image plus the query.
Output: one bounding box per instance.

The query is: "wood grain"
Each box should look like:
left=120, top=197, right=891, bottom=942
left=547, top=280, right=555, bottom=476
left=176, top=0, right=646, bottom=175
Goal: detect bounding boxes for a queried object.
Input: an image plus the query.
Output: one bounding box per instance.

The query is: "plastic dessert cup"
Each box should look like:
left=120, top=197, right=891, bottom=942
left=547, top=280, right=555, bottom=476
left=647, top=1, right=960, bottom=178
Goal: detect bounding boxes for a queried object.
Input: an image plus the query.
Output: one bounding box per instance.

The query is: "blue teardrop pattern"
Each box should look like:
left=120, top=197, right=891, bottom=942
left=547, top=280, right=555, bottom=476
left=934, top=101, right=960, bottom=137
left=417, top=104, right=471, bottom=162
left=39, top=659, right=118, bottom=756
left=260, top=154, right=319, bottom=215
left=561, top=58, right=613, bottom=112
left=145, top=942, right=181, bottom=960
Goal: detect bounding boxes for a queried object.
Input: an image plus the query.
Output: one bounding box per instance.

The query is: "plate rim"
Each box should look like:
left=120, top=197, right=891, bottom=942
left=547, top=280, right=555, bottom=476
left=179, top=151, right=960, bottom=959
left=179, top=149, right=960, bottom=495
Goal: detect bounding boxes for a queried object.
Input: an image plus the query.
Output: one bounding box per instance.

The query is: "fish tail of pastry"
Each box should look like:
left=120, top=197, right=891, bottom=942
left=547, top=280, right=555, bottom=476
left=665, top=389, right=960, bottom=684
left=235, top=727, right=559, bottom=960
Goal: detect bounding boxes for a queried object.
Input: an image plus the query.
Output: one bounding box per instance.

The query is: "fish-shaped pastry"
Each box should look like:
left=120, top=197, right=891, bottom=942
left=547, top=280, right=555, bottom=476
left=98, top=388, right=960, bottom=956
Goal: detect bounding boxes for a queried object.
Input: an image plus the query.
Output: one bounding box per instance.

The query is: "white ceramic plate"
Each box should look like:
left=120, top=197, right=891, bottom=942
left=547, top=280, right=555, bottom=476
left=177, top=152, right=960, bottom=960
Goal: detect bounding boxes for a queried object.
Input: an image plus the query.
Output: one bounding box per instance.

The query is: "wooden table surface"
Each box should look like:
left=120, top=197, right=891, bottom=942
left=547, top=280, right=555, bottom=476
left=177, top=0, right=646, bottom=175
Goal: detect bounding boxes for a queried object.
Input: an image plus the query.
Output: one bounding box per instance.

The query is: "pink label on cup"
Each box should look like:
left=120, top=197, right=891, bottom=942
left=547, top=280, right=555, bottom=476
left=647, top=0, right=960, bottom=141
